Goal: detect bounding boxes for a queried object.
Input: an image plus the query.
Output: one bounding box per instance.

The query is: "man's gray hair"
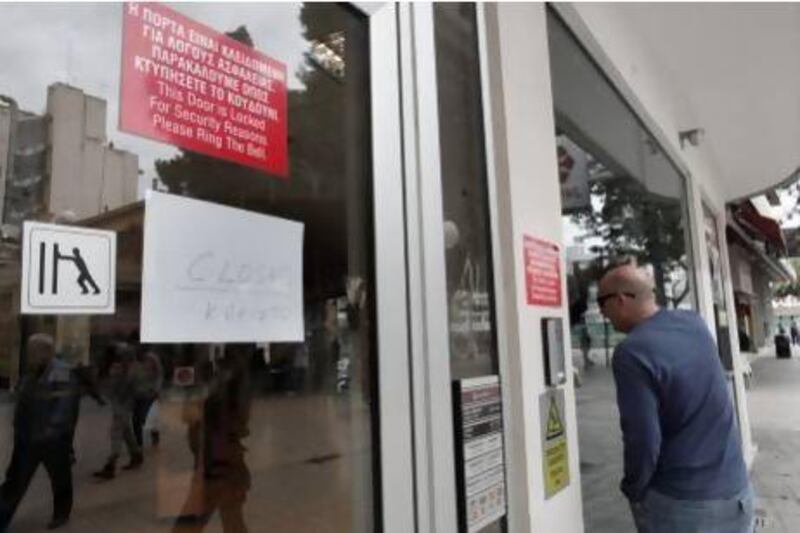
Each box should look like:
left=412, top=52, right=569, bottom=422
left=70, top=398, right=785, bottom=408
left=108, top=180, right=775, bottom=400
left=27, top=333, right=55, bottom=352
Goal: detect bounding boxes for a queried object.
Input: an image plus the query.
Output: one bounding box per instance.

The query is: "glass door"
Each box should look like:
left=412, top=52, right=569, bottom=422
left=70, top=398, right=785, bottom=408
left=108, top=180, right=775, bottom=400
left=703, top=203, right=734, bottom=370
left=0, top=3, right=412, bottom=532
left=398, top=4, right=507, bottom=532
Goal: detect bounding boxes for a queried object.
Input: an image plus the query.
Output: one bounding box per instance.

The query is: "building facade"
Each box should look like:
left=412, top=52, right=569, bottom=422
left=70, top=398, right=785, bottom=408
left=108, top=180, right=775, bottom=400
left=0, top=3, right=796, bottom=532
left=727, top=200, right=793, bottom=356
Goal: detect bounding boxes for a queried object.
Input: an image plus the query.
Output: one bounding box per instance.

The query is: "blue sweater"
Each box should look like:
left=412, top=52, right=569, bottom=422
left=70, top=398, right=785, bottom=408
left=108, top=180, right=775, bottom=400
left=611, top=309, right=748, bottom=502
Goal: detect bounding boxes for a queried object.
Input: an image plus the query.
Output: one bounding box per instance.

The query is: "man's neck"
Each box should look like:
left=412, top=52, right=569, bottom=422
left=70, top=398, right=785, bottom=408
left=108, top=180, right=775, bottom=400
left=631, top=304, right=660, bottom=329
left=642, top=304, right=660, bottom=320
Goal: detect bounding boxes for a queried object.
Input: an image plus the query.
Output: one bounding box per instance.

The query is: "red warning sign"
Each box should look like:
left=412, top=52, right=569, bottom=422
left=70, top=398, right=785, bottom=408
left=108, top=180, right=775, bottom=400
left=120, top=2, right=288, bottom=176
left=523, top=235, right=562, bottom=307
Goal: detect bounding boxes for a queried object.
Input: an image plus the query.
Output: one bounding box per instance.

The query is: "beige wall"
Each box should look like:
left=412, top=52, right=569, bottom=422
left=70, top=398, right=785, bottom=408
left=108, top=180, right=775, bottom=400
left=485, top=4, right=584, bottom=532
left=47, top=83, right=138, bottom=220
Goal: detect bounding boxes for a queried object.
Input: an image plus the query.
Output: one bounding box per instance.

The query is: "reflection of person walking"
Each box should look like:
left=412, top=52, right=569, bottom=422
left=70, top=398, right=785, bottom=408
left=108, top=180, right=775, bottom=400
left=174, top=346, right=252, bottom=533
left=598, top=261, right=754, bottom=533
left=132, top=344, right=164, bottom=448
left=0, top=334, right=78, bottom=531
left=94, top=343, right=143, bottom=480
left=71, top=248, right=100, bottom=295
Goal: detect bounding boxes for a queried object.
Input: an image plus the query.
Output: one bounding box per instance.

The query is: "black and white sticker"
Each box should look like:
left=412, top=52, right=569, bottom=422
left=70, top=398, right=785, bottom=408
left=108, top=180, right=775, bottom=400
left=21, top=221, right=116, bottom=314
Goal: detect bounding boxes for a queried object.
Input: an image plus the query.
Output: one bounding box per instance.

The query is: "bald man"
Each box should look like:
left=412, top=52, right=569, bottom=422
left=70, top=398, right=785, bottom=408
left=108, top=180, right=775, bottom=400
left=598, top=262, right=754, bottom=533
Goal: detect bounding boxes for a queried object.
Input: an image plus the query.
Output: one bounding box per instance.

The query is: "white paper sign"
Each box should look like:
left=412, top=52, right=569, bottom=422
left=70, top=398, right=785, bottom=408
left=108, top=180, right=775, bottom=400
left=21, top=222, right=116, bottom=314
left=140, top=191, right=304, bottom=343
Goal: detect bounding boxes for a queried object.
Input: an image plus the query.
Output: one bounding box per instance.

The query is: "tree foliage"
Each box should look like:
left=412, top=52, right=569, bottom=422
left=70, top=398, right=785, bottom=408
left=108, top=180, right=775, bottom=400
left=773, top=258, right=800, bottom=299
left=571, top=176, right=691, bottom=307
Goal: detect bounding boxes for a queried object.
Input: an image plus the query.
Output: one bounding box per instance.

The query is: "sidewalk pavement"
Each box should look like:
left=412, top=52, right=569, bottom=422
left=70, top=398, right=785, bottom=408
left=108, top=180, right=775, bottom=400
left=748, top=350, right=800, bottom=532
left=577, top=350, right=800, bottom=532
left=576, top=361, right=632, bottom=532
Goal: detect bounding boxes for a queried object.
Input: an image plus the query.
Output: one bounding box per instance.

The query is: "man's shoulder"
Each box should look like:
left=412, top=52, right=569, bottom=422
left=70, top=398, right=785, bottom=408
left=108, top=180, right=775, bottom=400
left=638, top=308, right=708, bottom=337
left=613, top=336, right=652, bottom=370
left=657, top=308, right=702, bottom=323
left=616, top=309, right=700, bottom=362
left=48, top=359, right=76, bottom=384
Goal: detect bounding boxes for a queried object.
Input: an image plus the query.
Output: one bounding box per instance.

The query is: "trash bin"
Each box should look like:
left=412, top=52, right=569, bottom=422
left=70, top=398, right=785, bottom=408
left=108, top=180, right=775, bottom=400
left=775, top=334, right=791, bottom=359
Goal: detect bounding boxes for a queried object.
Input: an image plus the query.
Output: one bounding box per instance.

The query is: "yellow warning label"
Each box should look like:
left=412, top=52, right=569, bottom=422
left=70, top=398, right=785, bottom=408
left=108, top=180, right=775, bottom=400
left=544, top=440, right=570, bottom=496
left=546, top=396, right=564, bottom=439
left=540, top=390, right=570, bottom=499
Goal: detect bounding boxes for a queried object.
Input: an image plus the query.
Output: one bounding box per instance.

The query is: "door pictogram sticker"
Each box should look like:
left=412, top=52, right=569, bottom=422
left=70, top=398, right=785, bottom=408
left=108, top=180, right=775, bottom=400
left=21, top=221, right=116, bottom=314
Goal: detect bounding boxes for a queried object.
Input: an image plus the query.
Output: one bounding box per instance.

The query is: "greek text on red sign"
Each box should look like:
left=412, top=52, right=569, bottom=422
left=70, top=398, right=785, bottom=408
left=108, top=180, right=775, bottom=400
left=120, top=2, right=288, bottom=176
left=524, top=235, right=562, bottom=307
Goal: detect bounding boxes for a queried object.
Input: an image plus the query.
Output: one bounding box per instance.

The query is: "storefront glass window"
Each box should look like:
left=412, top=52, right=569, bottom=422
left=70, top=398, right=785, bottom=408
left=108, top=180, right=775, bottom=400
left=0, top=3, right=377, bottom=532
left=548, top=11, right=697, bottom=363
left=704, top=204, right=734, bottom=369
left=547, top=10, right=697, bottom=532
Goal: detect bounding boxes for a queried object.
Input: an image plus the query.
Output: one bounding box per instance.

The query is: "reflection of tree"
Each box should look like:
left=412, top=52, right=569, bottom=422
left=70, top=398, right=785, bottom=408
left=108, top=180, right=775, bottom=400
left=774, top=258, right=800, bottom=299
left=572, top=177, right=690, bottom=307
left=155, top=6, right=361, bottom=301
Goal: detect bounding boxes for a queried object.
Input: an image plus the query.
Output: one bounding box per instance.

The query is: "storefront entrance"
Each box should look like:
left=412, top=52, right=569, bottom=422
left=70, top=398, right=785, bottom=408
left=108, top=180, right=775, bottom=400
left=0, top=3, right=414, bottom=532
left=547, top=7, right=698, bottom=532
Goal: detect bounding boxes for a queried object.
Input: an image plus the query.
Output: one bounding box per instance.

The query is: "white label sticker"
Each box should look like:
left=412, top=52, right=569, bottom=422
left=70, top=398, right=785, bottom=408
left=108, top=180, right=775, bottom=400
left=21, top=222, right=116, bottom=315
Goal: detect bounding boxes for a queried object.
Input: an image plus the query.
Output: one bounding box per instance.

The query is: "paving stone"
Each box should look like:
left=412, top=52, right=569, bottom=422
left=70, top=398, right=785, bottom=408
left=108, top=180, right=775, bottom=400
left=578, top=351, right=800, bottom=532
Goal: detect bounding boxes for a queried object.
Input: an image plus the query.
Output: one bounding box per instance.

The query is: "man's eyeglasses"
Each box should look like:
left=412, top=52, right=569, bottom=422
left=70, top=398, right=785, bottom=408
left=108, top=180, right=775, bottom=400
left=597, top=292, right=636, bottom=308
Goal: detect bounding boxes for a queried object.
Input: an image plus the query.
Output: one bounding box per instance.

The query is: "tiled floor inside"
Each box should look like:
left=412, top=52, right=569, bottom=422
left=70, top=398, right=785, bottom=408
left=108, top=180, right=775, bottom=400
left=0, top=392, right=374, bottom=533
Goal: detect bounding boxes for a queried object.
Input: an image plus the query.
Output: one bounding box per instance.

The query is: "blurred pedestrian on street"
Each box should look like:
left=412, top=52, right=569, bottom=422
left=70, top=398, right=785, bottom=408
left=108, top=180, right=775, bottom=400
left=93, top=342, right=143, bottom=480
left=132, top=339, right=164, bottom=448
left=0, top=333, right=79, bottom=530
left=69, top=362, right=106, bottom=464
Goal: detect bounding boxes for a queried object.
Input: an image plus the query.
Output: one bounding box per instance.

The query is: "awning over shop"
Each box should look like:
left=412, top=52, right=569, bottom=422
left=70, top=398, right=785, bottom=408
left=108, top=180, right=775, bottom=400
left=731, top=200, right=787, bottom=256
left=726, top=202, right=794, bottom=284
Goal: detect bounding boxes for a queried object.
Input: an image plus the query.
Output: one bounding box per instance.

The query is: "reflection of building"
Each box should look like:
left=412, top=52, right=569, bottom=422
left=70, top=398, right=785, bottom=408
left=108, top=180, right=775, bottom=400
left=0, top=83, right=139, bottom=229
left=726, top=199, right=793, bottom=354
left=0, top=83, right=140, bottom=388
left=0, top=100, right=47, bottom=229
left=47, top=84, right=139, bottom=219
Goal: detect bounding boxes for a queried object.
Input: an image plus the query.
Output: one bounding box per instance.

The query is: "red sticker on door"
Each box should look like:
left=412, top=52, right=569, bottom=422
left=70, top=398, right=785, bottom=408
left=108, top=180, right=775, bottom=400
left=120, top=2, right=288, bottom=176
left=523, top=235, right=562, bottom=307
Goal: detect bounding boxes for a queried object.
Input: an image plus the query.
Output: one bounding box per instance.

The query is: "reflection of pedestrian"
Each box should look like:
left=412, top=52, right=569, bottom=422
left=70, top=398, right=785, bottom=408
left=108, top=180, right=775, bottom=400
left=580, top=326, right=593, bottom=369
left=174, top=346, right=252, bottom=532
left=0, top=334, right=78, bottom=530
left=94, top=343, right=143, bottom=480
left=133, top=344, right=164, bottom=448
left=791, top=321, right=799, bottom=346
left=598, top=262, right=753, bottom=533
left=70, top=363, right=106, bottom=463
